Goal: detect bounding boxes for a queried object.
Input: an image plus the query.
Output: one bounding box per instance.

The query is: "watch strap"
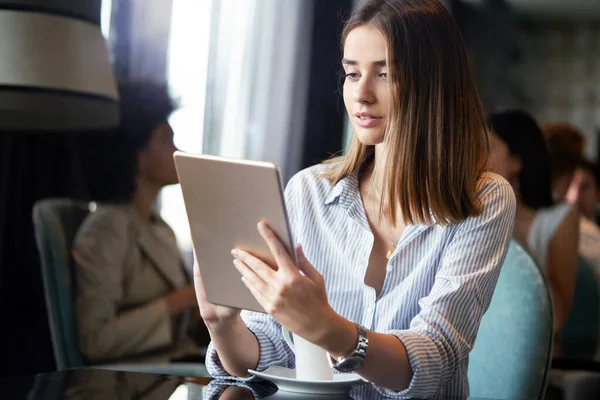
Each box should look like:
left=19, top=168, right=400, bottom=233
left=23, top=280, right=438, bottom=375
left=329, top=323, right=368, bottom=371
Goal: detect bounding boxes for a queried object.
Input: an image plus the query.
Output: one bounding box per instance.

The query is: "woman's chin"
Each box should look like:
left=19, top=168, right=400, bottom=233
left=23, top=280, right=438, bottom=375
left=355, top=129, right=385, bottom=146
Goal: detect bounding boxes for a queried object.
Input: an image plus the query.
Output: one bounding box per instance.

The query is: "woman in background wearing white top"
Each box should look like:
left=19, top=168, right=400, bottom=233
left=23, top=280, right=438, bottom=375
left=487, top=110, right=579, bottom=352
left=196, top=0, right=516, bottom=398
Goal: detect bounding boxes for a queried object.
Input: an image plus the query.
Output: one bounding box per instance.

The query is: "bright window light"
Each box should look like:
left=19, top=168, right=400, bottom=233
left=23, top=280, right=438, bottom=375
left=161, top=0, right=213, bottom=252
left=100, top=0, right=112, bottom=39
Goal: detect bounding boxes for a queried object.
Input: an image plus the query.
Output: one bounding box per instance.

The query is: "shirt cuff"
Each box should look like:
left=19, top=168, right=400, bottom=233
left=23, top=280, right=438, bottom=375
left=205, top=326, right=292, bottom=380
left=371, top=330, right=442, bottom=399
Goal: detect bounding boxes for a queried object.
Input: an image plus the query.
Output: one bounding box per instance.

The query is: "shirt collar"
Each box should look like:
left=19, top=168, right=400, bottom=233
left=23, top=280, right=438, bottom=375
left=323, top=171, right=440, bottom=226
left=324, top=172, right=359, bottom=206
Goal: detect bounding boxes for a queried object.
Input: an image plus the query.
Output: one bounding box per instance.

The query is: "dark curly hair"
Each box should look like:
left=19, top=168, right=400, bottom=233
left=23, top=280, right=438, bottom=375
left=75, top=80, right=177, bottom=203
left=488, top=110, right=554, bottom=210
left=541, top=121, right=584, bottom=182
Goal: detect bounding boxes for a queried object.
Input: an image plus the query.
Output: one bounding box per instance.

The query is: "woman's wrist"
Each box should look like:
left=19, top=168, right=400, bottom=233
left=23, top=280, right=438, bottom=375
left=311, top=311, right=358, bottom=358
left=205, top=314, right=244, bottom=335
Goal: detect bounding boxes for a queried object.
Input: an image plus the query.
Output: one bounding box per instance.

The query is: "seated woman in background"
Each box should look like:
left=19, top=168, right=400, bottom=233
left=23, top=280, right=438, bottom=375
left=487, top=110, right=579, bottom=349
left=566, top=159, right=600, bottom=223
left=73, top=80, right=208, bottom=364
left=541, top=121, right=585, bottom=202
left=566, top=159, right=600, bottom=280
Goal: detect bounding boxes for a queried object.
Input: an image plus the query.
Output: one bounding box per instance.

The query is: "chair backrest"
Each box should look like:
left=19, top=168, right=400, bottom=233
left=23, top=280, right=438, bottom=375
left=561, top=257, right=600, bottom=359
left=32, top=199, right=92, bottom=370
left=468, top=240, right=554, bottom=400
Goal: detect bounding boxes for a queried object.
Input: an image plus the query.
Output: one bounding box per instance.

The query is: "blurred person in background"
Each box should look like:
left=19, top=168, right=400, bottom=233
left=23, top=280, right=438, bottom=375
left=544, top=122, right=600, bottom=277
left=541, top=121, right=585, bottom=202
left=487, top=110, right=579, bottom=352
left=566, top=159, right=600, bottom=277
left=73, top=80, right=208, bottom=364
left=566, top=159, right=600, bottom=222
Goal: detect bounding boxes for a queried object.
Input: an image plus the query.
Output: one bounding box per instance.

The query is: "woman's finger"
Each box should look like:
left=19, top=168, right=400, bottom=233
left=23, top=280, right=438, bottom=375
left=233, top=258, right=269, bottom=293
left=257, top=221, right=297, bottom=274
left=241, top=276, right=270, bottom=311
left=232, top=249, right=277, bottom=283
left=295, top=244, right=321, bottom=282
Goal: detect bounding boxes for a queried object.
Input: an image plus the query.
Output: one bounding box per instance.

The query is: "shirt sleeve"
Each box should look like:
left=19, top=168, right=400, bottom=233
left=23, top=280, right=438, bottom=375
left=205, top=311, right=295, bottom=378
left=375, top=178, right=516, bottom=398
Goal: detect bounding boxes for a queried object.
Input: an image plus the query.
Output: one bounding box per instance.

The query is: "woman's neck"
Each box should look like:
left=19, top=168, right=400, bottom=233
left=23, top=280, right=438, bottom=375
left=360, top=144, right=394, bottom=218
left=365, top=143, right=387, bottom=193
left=132, top=177, right=161, bottom=222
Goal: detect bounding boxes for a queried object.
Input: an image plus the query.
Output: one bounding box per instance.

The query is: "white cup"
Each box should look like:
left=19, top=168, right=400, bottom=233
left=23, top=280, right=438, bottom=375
left=282, top=326, right=334, bottom=381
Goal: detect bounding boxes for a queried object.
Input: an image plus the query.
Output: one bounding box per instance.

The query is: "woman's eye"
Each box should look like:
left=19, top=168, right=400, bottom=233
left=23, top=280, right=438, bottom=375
left=378, top=72, right=388, bottom=80
left=345, top=72, right=359, bottom=80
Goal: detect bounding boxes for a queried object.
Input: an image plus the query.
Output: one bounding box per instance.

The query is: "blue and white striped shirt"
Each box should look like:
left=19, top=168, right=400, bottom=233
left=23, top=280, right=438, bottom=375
left=206, top=164, right=516, bottom=399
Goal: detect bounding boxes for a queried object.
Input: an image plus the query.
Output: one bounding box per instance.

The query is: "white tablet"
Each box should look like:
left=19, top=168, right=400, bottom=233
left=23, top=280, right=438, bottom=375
left=174, top=151, right=296, bottom=313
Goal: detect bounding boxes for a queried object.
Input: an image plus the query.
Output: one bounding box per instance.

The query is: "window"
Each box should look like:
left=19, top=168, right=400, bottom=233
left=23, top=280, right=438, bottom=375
left=161, top=0, right=213, bottom=252
left=100, top=0, right=112, bottom=39
left=100, top=0, right=309, bottom=257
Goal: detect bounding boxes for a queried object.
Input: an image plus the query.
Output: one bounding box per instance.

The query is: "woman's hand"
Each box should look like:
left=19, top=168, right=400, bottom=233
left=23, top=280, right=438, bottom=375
left=165, top=285, right=198, bottom=316
left=193, top=256, right=241, bottom=326
left=232, top=221, right=337, bottom=345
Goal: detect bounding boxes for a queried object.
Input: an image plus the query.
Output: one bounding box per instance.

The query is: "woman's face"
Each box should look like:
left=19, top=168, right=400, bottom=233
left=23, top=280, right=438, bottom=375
left=566, top=167, right=598, bottom=220
left=487, top=132, right=521, bottom=184
left=343, top=25, right=389, bottom=146
left=137, top=122, right=179, bottom=187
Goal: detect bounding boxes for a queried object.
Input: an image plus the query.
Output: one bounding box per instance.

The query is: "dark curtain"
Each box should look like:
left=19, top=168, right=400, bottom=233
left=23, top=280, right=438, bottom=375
left=0, top=0, right=173, bottom=376
left=0, top=133, right=85, bottom=376
left=300, top=0, right=353, bottom=168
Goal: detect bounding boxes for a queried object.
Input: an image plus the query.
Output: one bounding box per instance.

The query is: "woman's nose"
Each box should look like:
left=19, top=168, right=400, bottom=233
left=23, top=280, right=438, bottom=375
left=353, top=78, right=375, bottom=104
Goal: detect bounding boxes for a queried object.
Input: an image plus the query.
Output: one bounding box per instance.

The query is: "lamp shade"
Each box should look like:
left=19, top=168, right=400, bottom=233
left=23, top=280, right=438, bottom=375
left=0, top=1, right=118, bottom=131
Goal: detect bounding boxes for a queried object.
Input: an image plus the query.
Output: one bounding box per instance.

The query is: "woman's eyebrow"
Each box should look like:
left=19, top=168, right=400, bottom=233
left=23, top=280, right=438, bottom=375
left=341, top=58, right=386, bottom=66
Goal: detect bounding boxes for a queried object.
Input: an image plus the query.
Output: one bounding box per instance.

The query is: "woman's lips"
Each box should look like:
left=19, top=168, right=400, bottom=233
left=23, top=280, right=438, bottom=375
left=354, top=113, right=382, bottom=128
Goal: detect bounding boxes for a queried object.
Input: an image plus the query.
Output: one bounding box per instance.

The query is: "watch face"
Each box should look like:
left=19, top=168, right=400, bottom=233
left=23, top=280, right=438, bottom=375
left=337, top=356, right=365, bottom=372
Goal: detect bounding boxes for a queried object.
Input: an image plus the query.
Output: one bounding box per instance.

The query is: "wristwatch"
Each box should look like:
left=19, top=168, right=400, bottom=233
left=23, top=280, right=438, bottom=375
left=329, top=323, right=369, bottom=372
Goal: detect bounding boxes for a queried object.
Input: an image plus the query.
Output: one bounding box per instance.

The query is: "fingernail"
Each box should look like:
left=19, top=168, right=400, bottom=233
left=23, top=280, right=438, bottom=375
left=231, top=249, right=239, bottom=257
left=257, top=222, right=266, bottom=233
left=233, top=259, right=240, bottom=269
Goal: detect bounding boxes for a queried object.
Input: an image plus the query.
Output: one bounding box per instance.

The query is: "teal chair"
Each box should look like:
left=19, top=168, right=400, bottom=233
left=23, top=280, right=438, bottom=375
left=560, top=257, right=600, bottom=360
left=32, top=199, right=208, bottom=377
left=468, top=240, right=554, bottom=400
left=33, top=199, right=90, bottom=370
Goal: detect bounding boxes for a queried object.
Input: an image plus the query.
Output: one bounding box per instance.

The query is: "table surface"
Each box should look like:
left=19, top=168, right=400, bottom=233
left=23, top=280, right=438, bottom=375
left=0, top=367, right=507, bottom=399
left=0, top=368, right=337, bottom=400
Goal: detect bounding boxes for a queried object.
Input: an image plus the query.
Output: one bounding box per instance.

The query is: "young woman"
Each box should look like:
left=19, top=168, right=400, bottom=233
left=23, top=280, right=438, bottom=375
left=487, top=110, right=579, bottom=350
left=197, top=0, right=515, bottom=398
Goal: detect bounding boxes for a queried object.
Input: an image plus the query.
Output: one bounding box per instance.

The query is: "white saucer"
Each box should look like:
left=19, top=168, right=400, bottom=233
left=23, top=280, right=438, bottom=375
left=247, top=366, right=365, bottom=395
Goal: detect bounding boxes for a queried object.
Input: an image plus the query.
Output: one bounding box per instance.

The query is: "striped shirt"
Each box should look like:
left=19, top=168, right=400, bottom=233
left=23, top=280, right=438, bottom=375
left=206, top=164, right=516, bottom=399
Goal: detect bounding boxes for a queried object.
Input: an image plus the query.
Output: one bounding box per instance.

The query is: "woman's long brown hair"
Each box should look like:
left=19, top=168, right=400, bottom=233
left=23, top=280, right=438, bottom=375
left=323, top=0, right=489, bottom=225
